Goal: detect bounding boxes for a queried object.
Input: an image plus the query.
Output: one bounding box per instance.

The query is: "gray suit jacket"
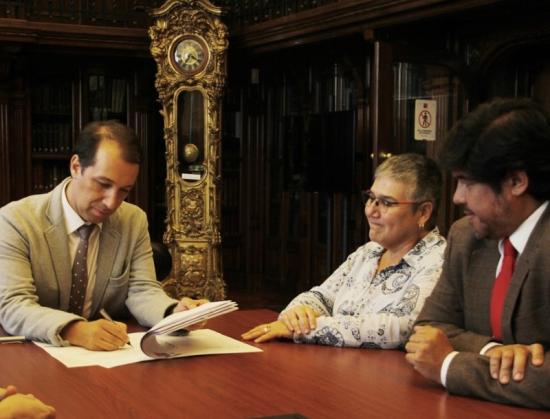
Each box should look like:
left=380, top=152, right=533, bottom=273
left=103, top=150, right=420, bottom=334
left=0, top=178, right=177, bottom=345
left=416, top=206, right=550, bottom=409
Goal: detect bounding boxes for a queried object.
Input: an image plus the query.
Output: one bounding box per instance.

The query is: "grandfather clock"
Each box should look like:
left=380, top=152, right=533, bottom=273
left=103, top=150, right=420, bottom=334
left=149, top=0, right=228, bottom=300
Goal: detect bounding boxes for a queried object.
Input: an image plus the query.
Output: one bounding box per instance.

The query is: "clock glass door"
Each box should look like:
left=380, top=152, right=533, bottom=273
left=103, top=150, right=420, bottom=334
left=178, top=90, right=205, bottom=181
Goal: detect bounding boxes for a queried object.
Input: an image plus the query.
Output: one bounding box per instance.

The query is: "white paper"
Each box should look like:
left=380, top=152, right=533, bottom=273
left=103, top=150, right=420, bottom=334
left=34, top=329, right=261, bottom=368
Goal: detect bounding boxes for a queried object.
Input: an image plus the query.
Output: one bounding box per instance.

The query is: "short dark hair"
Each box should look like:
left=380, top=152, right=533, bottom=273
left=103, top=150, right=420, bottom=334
left=440, top=97, right=550, bottom=200
left=375, top=153, right=442, bottom=230
left=74, top=120, right=142, bottom=169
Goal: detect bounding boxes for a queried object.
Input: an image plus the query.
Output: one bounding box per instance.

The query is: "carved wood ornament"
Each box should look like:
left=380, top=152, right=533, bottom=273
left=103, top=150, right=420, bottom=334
left=149, top=0, right=228, bottom=300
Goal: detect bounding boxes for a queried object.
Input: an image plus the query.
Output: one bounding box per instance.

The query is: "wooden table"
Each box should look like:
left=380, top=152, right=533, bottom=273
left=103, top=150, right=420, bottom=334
left=0, top=309, right=548, bottom=419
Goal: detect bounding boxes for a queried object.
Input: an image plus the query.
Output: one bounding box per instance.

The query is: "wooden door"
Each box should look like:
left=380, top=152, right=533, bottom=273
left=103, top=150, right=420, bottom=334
left=368, top=37, right=467, bottom=235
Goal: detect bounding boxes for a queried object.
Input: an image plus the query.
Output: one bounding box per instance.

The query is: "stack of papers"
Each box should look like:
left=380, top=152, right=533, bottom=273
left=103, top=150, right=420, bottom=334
left=140, top=300, right=239, bottom=357
left=146, top=300, right=238, bottom=336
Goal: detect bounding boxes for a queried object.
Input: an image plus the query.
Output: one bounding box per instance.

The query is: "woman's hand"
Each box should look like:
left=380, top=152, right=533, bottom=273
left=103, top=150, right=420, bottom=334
left=241, top=320, right=293, bottom=343
left=279, top=305, right=321, bottom=334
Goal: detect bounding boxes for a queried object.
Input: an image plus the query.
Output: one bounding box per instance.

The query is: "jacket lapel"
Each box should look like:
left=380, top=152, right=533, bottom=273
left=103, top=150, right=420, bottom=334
left=44, top=224, right=72, bottom=309
left=44, top=178, right=72, bottom=309
left=90, top=217, right=121, bottom=317
left=502, top=205, right=550, bottom=342
left=470, top=241, right=499, bottom=335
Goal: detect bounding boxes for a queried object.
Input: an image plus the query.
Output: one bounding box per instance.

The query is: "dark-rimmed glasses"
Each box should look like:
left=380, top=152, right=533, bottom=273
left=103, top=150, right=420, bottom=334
left=361, top=190, right=425, bottom=213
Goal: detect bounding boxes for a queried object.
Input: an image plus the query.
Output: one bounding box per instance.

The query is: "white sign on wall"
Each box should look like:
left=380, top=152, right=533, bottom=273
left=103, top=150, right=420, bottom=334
left=414, top=99, right=437, bottom=141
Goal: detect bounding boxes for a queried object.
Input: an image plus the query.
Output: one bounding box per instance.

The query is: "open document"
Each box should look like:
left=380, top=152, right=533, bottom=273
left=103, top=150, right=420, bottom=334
left=140, top=300, right=239, bottom=357
left=34, top=301, right=262, bottom=368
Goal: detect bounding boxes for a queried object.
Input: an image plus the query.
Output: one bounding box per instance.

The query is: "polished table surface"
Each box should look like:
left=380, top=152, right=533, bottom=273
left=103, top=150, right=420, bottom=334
left=1, top=309, right=548, bottom=419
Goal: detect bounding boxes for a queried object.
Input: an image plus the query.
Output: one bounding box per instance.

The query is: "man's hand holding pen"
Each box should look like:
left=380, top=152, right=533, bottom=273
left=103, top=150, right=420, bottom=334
left=60, top=299, right=209, bottom=351
left=99, top=308, right=132, bottom=347
left=60, top=318, right=129, bottom=351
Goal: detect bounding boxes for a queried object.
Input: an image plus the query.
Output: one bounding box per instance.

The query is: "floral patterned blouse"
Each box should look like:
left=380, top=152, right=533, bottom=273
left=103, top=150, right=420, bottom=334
left=279, top=228, right=446, bottom=349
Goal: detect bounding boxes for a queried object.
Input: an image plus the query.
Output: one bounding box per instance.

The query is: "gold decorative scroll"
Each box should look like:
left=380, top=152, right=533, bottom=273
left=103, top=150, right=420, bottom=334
left=149, top=0, right=228, bottom=300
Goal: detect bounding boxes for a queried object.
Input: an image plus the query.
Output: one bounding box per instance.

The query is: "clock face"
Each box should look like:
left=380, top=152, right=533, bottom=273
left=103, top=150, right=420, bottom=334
left=172, top=36, right=208, bottom=75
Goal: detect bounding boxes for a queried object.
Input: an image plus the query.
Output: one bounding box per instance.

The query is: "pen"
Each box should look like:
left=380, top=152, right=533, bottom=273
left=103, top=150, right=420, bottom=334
left=0, top=335, right=26, bottom=344
left=99, top=308, right=132, bottom=347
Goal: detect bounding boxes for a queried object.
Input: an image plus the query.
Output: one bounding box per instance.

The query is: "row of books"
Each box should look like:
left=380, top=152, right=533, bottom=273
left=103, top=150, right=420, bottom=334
left=31, top=123, right=73, bottom=153
left=31, top=76, right=127, bottom=119
left=31, top=163, right=68, bottom=193
left=88, top=76, right=127, bottom=115
left=280, top=63, right=355, bottom=115
left=110, top=78, right=127, bottom=113
left=32, top=82, right=72, bottom=115
left=311, top=74, right=354, bottom=113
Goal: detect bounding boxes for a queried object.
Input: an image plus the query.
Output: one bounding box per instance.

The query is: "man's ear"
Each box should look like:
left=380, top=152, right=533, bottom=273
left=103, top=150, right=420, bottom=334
left=507, top=170, right=529, bottom=196
left=69, top=154, right=81, bottom=178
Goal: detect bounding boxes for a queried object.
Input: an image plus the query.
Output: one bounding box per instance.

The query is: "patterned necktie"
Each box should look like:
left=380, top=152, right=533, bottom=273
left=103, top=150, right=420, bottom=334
left=490, top=237, right=517, bottom=341
left=68, top=224, right=95, bottom=315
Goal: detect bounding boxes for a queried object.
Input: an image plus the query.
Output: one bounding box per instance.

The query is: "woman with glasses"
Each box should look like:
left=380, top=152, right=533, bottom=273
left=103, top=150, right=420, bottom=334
left=242, top=153, right=446, bottom=348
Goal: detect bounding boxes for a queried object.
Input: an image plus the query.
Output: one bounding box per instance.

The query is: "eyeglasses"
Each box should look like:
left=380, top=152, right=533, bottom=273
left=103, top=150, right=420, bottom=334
left=361, top=190, right=425, bottom=213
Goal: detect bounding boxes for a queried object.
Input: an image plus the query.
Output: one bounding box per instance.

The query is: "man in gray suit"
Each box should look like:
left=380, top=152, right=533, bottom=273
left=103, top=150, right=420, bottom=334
left=405, top=98, right=550, bottom=409
left=0, top=120, right=205, bottom=351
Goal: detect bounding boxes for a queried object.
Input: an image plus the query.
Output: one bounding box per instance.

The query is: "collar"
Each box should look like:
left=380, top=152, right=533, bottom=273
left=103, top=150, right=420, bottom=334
left=370, top=228, right=444, bottom=268
left=402, top=228, right=444, bottom=268
left=505, top=201, right=549, bottom=255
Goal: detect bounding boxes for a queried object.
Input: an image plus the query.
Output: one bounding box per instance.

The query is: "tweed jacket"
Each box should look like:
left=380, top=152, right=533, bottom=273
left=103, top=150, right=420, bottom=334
left=0, top=178, right=177, bottom=345
left=416, top=207, right=550, bottom=409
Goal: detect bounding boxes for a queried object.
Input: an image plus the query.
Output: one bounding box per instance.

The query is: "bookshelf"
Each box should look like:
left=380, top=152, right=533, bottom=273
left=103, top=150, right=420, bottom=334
left=220, top=86, right=244, bottom=287
left=222, top=37, right=369, bottom=305
left=22, top=55, right=163, bottom=239
left=30, top=75, right=75, bottom=193
left=85, top=72, right=128, bottom=123
left=28, top=61, right=134, bottom=195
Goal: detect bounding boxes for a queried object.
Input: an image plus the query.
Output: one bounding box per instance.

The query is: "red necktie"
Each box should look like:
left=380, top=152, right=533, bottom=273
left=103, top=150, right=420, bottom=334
left=490, top=238, right=517, bottom=341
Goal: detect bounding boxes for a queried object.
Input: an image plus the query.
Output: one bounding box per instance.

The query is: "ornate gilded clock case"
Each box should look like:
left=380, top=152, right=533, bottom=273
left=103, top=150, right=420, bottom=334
left=149, top=0, right=228, bottom=300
